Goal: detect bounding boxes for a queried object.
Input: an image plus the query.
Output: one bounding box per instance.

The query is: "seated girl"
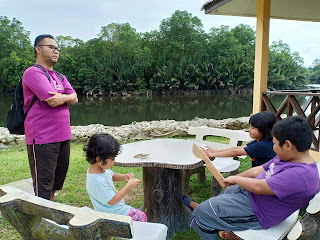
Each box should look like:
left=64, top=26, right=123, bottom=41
left=202, top=111, right=276, bottom=167
left=84, top=133, right=147, bottom=222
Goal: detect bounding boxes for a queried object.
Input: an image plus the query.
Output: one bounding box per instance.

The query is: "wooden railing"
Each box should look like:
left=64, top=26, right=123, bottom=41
left=261, top=89, right=320, bottom=151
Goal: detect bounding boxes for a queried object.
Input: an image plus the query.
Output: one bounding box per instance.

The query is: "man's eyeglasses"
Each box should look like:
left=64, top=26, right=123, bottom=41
left=38, top=45, right=61, bottom=53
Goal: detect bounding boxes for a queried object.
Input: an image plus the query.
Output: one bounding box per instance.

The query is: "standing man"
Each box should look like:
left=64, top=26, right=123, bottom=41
left=23, top=34, right=78, bottom=200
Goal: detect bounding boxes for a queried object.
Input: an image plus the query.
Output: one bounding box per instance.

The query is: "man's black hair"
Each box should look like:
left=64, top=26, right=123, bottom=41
left=272, top=116, right=312, bottom=152
left=84, top=133, right=122, bottom=165
left=249, top=111, right=276, bottom=140
left=34, top=34, right=55, bottom=56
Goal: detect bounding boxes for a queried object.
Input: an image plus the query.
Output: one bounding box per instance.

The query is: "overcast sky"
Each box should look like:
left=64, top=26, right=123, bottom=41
left=1, top=0, right=319, bottom=66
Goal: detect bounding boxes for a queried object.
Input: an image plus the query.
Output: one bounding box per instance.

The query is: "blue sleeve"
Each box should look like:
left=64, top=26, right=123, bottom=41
left=108, top=169, right=114, bottom=177
left=246, top=140, right=257, bottom=147
left=244, top=140, right=275, bottom=159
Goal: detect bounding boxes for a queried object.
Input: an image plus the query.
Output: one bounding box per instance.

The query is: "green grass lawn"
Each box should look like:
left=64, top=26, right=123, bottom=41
left=0, top=137, right=252, bottom=240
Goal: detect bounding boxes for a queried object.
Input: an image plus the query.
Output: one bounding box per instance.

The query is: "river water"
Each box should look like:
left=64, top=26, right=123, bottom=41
left=0, top=94, right=300, bottom=127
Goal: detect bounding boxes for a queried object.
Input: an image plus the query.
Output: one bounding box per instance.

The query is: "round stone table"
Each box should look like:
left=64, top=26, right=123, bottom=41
left=115, top=138, right=204, bottom=238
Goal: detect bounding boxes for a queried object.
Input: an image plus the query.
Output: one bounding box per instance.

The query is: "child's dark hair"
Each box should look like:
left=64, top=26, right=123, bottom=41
left=272, top=116, right=312, bottom=152
left=84, top=133, right=121, bottom=165
left=34, top=34, right=55, bottom=56
left=249, top=111, right=276, bottom=140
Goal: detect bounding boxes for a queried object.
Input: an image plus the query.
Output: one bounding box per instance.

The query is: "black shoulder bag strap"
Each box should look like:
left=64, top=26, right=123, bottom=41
left=54, top=71, right=64, bottom=81
left=24, top=64, right=53, bottom=115
left=33, top=63, right=64, bottom=81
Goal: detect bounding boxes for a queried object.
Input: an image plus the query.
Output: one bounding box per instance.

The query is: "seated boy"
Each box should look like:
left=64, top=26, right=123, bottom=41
left=183, top=116, right=319, bottom=240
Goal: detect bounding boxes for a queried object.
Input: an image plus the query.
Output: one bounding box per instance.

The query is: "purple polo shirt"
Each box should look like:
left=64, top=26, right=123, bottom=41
left=22, top=65, right=75, bottom=144
left=249, top=156, right=319, bottom=229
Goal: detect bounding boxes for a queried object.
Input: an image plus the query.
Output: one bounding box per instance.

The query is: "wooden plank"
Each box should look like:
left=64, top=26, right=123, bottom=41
left=192, top=143, right=225, bottom=189
left=287, top=96, right=293, bottom=116
left=261, top=99, right=266, bottom=112
left=264, top=92, right=320, bottom=97
left=310, top=98, right=317, bottom=127
left=275, top=96, right=289, bottom=119
left=262, top=95, right=277, bottom=115
left=307, top=104, right=320, bottom=128
left=266, top=89, right=320, bottom=93
left=302, top=96, right=313, bottom=112
left=289, top=96, right=306, bottom=117
left=311, top=134, right=319, bottom=151
left=315, top=116, right=320, bottom=128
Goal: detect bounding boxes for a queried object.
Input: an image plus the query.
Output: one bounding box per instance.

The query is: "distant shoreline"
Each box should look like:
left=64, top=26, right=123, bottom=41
left=0, top=88, right=254, bottom=98
left=0, top=117, right=250, bottom=147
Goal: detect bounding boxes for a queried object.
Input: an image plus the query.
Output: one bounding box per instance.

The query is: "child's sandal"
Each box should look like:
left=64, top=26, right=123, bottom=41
left=181, top=194, right=193, bottom=211
left=218, top=231, right=241, bottom=240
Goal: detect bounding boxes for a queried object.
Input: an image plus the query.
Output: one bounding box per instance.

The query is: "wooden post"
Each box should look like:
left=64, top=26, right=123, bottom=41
left=252, top=0, right=271, bottom=114
left=310, top=150, right=320, bottom=163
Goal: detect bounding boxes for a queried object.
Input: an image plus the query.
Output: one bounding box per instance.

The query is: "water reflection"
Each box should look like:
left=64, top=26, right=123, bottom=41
left=69, top=94, right=253, bottom=126
left=0, top=94, right=308, bottom=127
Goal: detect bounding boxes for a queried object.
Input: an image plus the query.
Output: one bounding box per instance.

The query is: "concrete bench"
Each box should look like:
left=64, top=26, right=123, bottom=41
left=0, top=186, right=168, bottom=240
left=185, top=126, right=251, bottom=195
left=234, top=210, right=300, bottom=240
left=287, top=192, right=320, bottom=240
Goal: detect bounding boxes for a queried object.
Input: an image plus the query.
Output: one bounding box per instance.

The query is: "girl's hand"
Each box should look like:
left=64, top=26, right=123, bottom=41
left=127, top=178, right=140, bottom=189
left=201, top=147, right=214, bottom=157
left=124, top=173, right=135, bottom=181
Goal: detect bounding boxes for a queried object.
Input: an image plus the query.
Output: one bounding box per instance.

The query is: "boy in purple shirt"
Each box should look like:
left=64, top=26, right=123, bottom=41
left=183, top=116, right=319, bottom=240
left=23, top=34, right=78, bottom=200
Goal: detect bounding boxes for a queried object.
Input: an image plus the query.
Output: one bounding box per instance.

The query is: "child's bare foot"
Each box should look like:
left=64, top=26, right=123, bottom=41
left=219, top=231, right=241, bottom=240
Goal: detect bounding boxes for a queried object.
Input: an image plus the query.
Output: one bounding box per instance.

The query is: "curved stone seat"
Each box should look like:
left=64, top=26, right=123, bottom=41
left=0, top=186, right=167, bottom=240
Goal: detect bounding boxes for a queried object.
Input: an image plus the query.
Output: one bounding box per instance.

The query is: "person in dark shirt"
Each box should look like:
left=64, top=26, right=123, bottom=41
left=202, top=111, right=276, bottom=167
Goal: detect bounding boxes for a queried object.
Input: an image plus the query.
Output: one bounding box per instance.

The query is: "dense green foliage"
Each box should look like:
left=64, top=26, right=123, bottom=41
left=0, top=11, right=312, bottom=95
left=309, top=59, right=320, bottom=84
left=268, top=41, right=308, bottom=90
left=0, top=16, right=34, bottom=93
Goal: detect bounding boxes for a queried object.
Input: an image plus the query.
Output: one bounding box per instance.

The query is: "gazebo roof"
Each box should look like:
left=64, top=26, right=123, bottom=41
left=201, top=0, right=320, bottom=22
